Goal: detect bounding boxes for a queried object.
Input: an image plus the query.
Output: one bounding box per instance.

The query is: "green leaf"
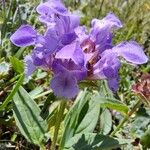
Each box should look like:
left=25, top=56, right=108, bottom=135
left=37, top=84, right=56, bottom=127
left=13, top=86, right=48, bottom=146
left=141, top=125, right=150, bottom=148
left=97, top=80, right=114, bottom=98
left=64, top=133, right=128, bottom=150
left=95, top=96, right=129, bottom=116
left=75, top=95, right=100, bottom=134
left=60, top=90, right=91, bottom=148
left=29, top=86, right=44, bottom=99
left=131, top=107, right=150, bottom=138
left=10, top=56, right=24, bottom=74
left=0, top=16, right=4, bottom=24
left=99, top=109, right=112, bottom=135
left=61, top=91, right=101, bottom=149
left=40, top=93, right=57, bottom=120
left=0, top=74, right=24, bottom=111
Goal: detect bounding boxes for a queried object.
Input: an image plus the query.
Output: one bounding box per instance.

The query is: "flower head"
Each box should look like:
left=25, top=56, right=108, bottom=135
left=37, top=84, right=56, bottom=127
left=10, top=0, right=148, bottom=99
left=132, top=74, right=150, bottom=105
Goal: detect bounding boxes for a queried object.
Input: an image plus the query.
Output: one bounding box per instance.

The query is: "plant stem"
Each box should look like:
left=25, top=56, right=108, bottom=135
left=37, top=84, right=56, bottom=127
left=50, top=100, right=66, bottom=150
left=111, top=100, right=142, bottom=136
left=97, top=0, right=105, bottom=18
left=0, top=74, right=21, bottom=90
left=0, top=74, right=24, bottom=111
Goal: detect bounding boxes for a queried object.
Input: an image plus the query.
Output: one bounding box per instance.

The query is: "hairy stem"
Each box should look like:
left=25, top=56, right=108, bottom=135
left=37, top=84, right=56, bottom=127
left=50, top=100, right=66, bottom=150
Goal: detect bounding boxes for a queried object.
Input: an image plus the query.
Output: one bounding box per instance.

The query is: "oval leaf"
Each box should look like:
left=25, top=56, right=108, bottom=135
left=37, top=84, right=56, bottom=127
left=64, top=133, right=128, bottom=150
left=100, top=108, right=112, bottom=135
left=13, top=86, right=48, bottom=146
left=96, top=96, right=129, bottom=116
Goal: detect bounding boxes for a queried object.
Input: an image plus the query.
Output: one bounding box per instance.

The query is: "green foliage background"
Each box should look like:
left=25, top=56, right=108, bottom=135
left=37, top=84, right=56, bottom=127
left=0, top=0, right=149, bottom=149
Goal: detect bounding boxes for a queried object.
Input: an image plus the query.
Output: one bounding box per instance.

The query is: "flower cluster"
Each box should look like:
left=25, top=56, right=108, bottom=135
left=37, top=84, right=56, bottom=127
left=10, top=0, right=148, bottom=98
left=132, top=74, right=150, bottom=103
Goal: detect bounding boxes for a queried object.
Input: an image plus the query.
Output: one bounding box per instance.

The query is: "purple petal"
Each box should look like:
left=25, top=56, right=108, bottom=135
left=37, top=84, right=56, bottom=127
left=36, top=0, right=68, bottom=16
left=61, top=32, right=77, bottom=45
left=72, top=43, right=85, bottom=66
left=55, top=42, right=85, bottom=66
left=38, top=15, right=54, bottom=25
left=32, top=48, right=47, bottom=66
left=10, top=25, right=37, bottom=47
left=92, top=53, right=120, bottom=91
left=75, top=26, right=88, bottom=42
left=108, top=77, right=120, bottom=92
left=103, top=12, right=122, bottom=29
left=90, top=27, right=113, bottom=53
left=36, top=2, right=52, bottom=15
left=71, top=69, right=87, bottom=81
left=51, top=59, right=65, bottom=74
left=54, top=14, right=80, bottom=42
left=68, top=15, right=80, bottom=32
left=113, top=41, right=148, bottom=64
left=55, top=15, right=80, bottom=35
left=36, top=0, right=68, bottom=25
left=91, top=12, right=122, bottom=30
left=93, top=53, right=121, bottom=80
left=90, top=13, right=122, bottom=53
left=103, top=66, right=116, bottom=78
left=52, top=59, right=87, bottom=81
left=43, top=27, right=59, bottom=53
left=50, top=71, right=79, bottom=98
left=31, top=47, right=53, bottom=69
left=35, top=27, right=59, bottom=55
left=24, top=55, right=36, bottom=77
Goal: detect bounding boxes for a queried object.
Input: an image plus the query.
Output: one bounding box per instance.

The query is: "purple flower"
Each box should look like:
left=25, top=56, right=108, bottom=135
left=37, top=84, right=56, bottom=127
left=89, top=40, right=148, bottom=90
left=10, top=25, right=37, bottom=47
left=91, top=12, right=122, bottom=30
left=10, top=11, right=80, bottom=66
left=55, top=42, right=85, bottom=66
left=37, top=0, right=68, bottom=16
left=50, top=60, right=87, bottom=98
left=10, top=0, right=148, bottom=99
left=90, top=12, right=122, bottom=53
left=36, top=0, right=68, bottom=25
left=10, top=25, right=59, bottom=75
left=24, top=55, right=37, bottom=77
left=55, top=15, right=80, bottom=45
left=51, top=72, right=79, bottom=98
left=92, top=52, right=121, bottom=91
left=112, top=41, right=148, bottom=64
